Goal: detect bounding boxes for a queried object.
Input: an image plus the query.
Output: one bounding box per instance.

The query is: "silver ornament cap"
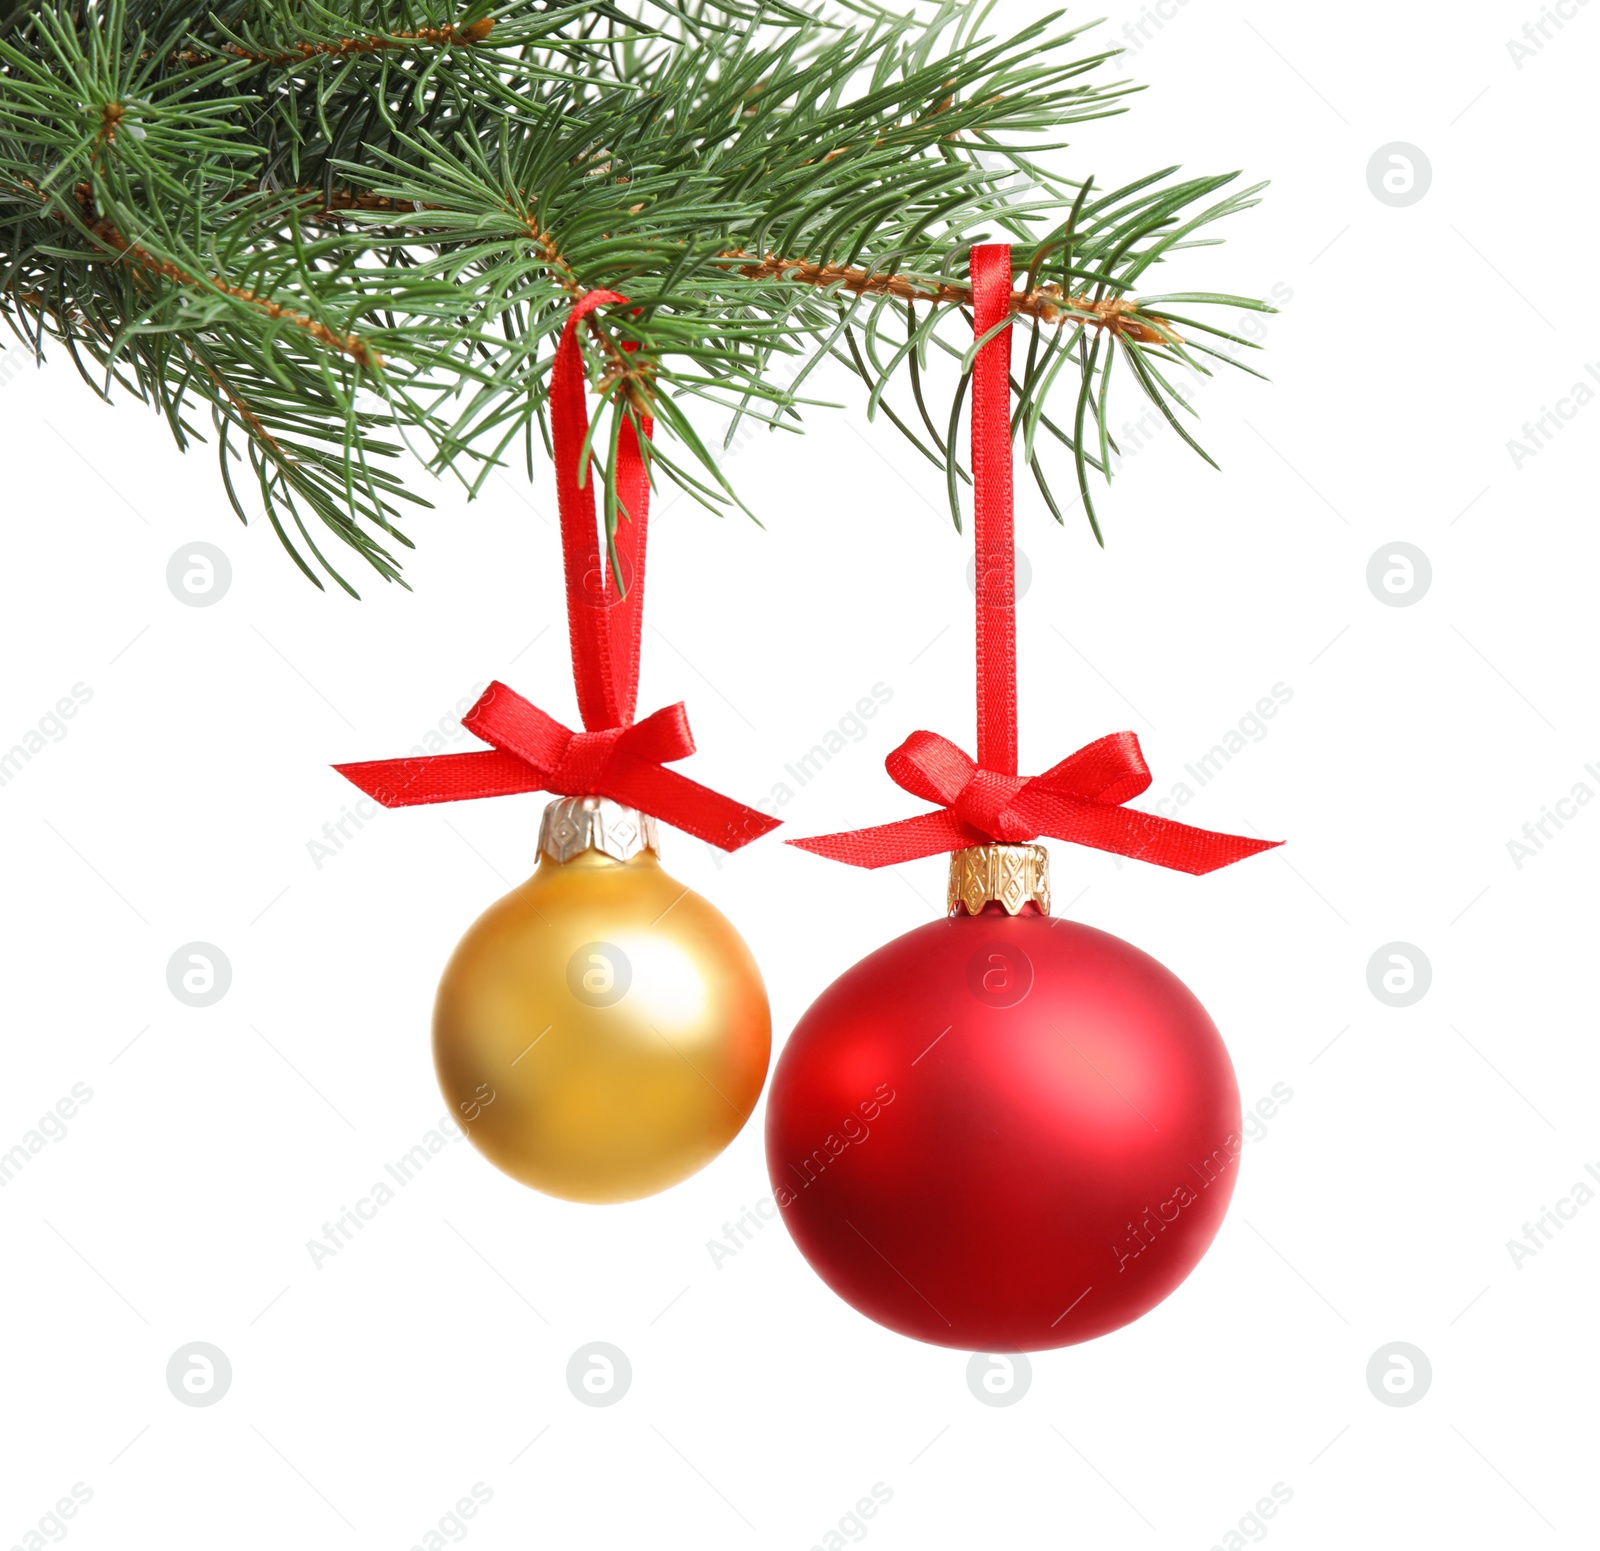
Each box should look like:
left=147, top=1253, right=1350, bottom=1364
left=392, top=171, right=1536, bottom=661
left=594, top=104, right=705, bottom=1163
left=538, top=795, right=660, bottom=863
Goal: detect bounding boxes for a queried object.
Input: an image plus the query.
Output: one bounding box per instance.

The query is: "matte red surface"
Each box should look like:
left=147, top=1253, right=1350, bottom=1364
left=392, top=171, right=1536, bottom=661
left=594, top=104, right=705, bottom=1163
left=765, top=910, right=1242, bottom=1350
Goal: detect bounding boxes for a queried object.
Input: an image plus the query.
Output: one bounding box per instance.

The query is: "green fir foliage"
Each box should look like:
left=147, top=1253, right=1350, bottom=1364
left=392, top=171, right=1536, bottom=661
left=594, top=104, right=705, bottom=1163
left=0, top=0, right=1269, bottom=590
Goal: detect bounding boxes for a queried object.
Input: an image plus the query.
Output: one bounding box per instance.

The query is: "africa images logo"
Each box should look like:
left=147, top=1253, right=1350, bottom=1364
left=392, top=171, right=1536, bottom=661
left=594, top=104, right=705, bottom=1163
left=776, top=1084, right=897, bottom=1198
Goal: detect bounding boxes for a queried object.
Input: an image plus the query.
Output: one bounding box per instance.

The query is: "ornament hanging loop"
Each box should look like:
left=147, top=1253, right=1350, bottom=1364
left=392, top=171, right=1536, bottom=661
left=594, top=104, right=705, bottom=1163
left=550, top=288, right=652, bottom=734
left=970, top=243, right=1020, bottom=778
left=789, top=244, right=1279, bottom=878
left=331, top=289, right=777, bottom=853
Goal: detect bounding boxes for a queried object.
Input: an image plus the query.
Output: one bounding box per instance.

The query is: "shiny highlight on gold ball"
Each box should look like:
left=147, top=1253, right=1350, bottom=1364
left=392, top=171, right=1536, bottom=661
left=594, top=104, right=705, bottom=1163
left=434, top=845, right=770, bottom=1203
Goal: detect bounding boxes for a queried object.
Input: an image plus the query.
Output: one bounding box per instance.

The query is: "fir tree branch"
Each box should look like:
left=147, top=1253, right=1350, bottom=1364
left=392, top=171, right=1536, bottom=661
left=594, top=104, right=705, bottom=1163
left=0, top=0, right=1272, bottom=588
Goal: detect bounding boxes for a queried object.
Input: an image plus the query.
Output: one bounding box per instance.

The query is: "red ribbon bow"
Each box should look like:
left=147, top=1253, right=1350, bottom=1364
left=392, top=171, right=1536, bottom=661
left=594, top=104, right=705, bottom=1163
left=790, top=728, right=1274, bottom=873
left=336, top=681, right=773, bottom=851
left=791, top=243, right=1278, bottom=876
left=334, top=290, right=778, bottom=852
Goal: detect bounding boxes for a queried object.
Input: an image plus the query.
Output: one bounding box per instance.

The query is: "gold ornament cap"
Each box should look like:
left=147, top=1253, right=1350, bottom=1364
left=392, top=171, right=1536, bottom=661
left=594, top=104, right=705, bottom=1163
left=538, top=795, right=659, bottom=863
left=948, top=843, right=1051, bottom=917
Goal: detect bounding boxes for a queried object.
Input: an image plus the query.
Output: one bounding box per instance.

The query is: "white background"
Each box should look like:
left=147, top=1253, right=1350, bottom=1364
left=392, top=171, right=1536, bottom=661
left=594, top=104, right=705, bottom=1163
left=2, top=2, right=1596, bottom=1546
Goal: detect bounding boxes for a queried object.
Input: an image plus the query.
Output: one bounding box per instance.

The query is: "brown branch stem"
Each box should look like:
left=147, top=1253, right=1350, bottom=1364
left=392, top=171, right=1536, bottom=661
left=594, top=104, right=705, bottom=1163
left=720, top=251, right=1173, bottom=342
left=525, top=218, right=654, bottom=414
left=52, top=184, right=381, bottom=369
left=186, top=342, right=292, bottom=463
left=175, top=17, right=493, bottom=68
left=208, top=182, right=1169, bottom=347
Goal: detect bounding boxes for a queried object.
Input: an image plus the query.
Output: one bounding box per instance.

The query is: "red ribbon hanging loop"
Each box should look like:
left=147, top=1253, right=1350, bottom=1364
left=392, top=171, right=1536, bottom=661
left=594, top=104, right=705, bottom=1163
left=553, top=288, right=649, bottom=732
left=335, top=290, right=778, bottom=853
left=790, top=243, right=1278, bottom=875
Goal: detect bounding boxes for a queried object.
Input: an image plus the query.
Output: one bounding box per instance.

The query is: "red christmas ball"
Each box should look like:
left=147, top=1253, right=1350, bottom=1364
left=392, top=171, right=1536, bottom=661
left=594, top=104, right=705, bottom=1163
left=765, top=906, right=1242, bottom=1350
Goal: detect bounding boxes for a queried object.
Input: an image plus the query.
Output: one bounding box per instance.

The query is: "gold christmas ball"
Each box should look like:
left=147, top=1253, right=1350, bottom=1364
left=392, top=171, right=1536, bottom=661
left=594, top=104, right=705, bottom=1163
left=433, top=798, right=770, bottom=1203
